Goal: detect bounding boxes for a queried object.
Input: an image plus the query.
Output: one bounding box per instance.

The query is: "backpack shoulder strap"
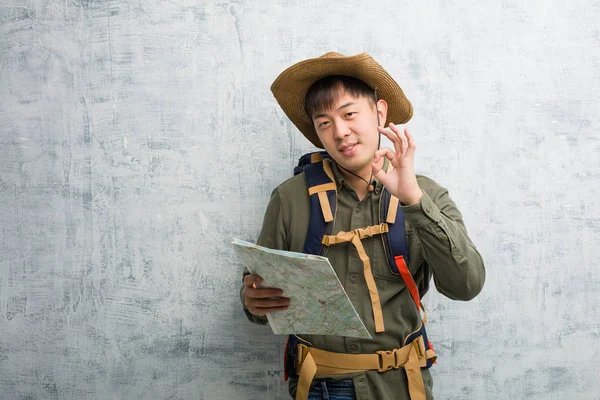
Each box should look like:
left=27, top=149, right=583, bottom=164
left=296, top=152, right=337, bottom=255
left=379, top=166, right=422, bottom=310
left=294, top=151, right=329, bottom=176
left=380, top=188, right=410, bottom=268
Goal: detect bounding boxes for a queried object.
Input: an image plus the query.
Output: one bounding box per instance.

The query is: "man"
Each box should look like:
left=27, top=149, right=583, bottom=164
left=240, top=52, right=485, bottom=400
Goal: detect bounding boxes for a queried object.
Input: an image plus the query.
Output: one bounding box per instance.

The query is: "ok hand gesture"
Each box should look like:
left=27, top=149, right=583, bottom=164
left=371, top=123, right=423, bottom=205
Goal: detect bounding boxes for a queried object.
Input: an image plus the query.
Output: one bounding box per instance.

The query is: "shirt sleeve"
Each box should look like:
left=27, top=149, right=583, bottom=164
left=400, top=183, right=486, bottom=301
left=239, top=187, right=289, bottom=325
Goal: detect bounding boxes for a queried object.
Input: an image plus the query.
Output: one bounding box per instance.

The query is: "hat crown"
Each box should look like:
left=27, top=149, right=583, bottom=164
left=320, top=51, right=345, bottom=59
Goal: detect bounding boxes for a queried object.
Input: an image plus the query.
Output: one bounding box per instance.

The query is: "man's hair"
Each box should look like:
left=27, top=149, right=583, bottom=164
left=304, top=75, right=376, bottom=119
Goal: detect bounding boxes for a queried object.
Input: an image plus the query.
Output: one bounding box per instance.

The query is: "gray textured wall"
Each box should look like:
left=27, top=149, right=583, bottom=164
left=0, top=0, right=598, bottom=399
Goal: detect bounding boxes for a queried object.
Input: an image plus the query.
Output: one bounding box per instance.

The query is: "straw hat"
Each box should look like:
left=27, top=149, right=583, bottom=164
left=270, top=52, right=413, bottom=148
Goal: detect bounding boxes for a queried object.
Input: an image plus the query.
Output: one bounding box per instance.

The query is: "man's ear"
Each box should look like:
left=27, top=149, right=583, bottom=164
left=376, top=99, right=388, bottom=127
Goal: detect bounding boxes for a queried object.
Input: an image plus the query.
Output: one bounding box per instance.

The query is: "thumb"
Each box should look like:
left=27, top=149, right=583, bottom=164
left=244, top=274, right=263, bottom=287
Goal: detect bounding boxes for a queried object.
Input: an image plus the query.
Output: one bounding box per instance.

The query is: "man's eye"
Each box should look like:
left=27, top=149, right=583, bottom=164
left=345, top=112, right=356, bottom=118
left=319, top=121, right=329, bottom=128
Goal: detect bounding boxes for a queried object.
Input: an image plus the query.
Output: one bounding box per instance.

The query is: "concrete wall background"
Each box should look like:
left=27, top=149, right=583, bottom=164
left=1, top=0, right=598, bottom=399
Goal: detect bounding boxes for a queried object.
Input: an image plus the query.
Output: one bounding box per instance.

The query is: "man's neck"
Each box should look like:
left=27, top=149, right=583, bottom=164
left=337, top=157, right=384, bottom=200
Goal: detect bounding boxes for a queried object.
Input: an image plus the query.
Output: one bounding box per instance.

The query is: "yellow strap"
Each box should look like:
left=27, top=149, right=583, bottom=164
left=404, top=346, right=426, bottom=400
left=317, top=192, right=333, bottom=222
left=308, top=182, right=337, bottom=196
left=386, top=195, right=399, bottom=223
left=382, top=160, right=400, bottom=223
left=296, top=351, right=317, bottom=400
left=320, top=224, right=389, bottom=332
left=321, top=224, right=388, bottom=245
left=351, top=234, right=385, bottom=332
left=414, top=334, right=426, bottom=358
left=306, top=157, right=335, bottom=223
left=420, top=302, right=428, bottom=325
left=425, top=349, right=437, bottom=361
left=356, top=223, right=388, bottom=239
left=321, top=230, right=354, bottom=246
left=322, top=158, right=335, bottom=182
left=295, top=339, right=430, bottom=400
left=298, top=346, right=379, bottom=374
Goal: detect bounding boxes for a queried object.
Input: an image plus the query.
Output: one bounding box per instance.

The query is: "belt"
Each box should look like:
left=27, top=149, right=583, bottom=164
left=295, top=335, right=436, bottom=400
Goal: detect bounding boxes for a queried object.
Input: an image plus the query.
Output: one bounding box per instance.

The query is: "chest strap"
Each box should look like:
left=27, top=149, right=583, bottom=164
left=294, top=335, right=433, bottom=400
left=322, top=223, right=389, bottom=333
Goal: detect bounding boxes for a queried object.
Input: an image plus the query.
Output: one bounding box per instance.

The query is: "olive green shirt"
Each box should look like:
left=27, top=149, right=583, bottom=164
left=241, top=161, right=485, bottom=400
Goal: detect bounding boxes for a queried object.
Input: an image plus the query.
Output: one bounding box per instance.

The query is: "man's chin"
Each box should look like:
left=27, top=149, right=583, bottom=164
left=331, top=156, right=371, bottom=174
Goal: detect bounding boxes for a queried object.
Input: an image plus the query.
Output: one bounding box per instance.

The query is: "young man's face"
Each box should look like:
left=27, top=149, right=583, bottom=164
left=312, top=90, right=387, bottom=175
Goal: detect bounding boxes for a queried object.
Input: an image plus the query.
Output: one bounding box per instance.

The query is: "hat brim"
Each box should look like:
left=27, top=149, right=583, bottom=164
left=270, top=53, right=413, bottom=148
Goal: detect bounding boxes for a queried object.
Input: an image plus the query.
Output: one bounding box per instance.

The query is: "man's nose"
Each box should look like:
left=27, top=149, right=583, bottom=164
left=333, top=120, right=351, bottom=140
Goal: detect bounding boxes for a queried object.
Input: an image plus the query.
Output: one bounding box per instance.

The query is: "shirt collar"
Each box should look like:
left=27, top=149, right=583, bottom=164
left=328, top=157, right=389, bottom=195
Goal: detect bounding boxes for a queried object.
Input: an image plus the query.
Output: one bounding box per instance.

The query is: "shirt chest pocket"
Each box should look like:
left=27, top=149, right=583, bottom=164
left=370, top=226, right=424, bottom=282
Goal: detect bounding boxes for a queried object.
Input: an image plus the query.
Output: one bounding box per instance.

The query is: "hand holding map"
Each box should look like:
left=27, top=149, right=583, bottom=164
left=242, top=274, right=290, bottom=315
left=233, top=238, right=371, bottom=339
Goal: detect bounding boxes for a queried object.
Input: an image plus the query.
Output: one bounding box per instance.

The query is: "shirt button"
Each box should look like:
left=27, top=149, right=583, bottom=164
left=350, top=275, right=357, bottom=283
left=355, top=207, right=360, bottom=213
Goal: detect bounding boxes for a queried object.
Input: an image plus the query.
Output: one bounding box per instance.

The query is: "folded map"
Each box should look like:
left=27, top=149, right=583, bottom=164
left=233, top=238, right=371, bottom=339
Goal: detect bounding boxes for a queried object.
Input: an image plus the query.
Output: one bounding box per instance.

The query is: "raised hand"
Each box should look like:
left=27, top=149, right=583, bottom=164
left=371, top=123, right=423, bottom=205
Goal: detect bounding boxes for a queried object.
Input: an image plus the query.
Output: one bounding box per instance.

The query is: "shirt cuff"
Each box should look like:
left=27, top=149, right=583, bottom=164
left=243, top=306, right=269, bottom=325
left=400, top=190, right=443, bottom=228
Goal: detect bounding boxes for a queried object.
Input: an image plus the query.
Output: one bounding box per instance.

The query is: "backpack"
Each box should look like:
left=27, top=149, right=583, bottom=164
left=284, top=151, right=436, bottom=381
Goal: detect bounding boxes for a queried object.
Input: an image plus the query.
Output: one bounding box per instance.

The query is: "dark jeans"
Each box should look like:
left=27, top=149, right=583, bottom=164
left=307, top=379, right=356, bottom=400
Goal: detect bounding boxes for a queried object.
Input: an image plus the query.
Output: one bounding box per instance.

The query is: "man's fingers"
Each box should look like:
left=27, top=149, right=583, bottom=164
left=372, top=155, right=382, bottom=175
left=377, top=126, right=403, bottom=156
left=375, top=148, right=397, bottom=167
left=378, top=125, right=405, bottom=156
left=245, top=296, right=291, bottom=316
left=372, top=147, right=398, bottom=186
left=242, top=275, right=291, bottom=316
left=389, top=123, right=408, bottom=158
left=247, top=297, right=290, bottom=309
left=247, top=304, right=290, bottom=316
left=377, top=125, right=397, bottom=143
left=375, top=148, right=396, bottom=162
left=372, top=166, right=392, bottom=189
left=405, top=128, right=416, bottom=157
left=244, top=286, right=285, bottom=299
left=404, top=127, right=415, bottom=146
left=372, top=162, right=393, bottom=189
